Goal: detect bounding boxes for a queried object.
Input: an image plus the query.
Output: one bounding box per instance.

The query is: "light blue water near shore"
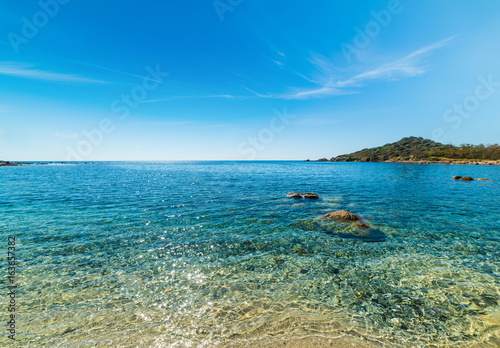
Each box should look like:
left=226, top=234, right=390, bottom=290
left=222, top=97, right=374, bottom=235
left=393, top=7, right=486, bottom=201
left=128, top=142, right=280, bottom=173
left=1, top=161, right=500, bottom=347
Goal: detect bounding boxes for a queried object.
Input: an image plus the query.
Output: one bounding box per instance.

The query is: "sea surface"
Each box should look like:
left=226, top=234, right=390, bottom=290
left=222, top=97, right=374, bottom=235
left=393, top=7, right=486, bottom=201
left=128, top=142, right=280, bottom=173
left=1, top=161, right=500, bottom=347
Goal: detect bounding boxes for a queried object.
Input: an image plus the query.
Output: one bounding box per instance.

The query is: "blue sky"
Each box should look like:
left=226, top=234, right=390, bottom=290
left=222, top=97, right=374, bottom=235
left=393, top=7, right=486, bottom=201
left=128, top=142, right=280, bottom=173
left=1, top=0, right=499, bottom=160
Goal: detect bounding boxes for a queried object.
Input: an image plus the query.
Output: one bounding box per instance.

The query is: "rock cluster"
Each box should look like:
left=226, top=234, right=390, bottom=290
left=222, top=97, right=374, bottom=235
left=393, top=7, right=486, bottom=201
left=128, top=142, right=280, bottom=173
left=0, top=161, right=24, bottom=167
left=286, top=193, right=385, bottom=242
left=286, top=192, right=320, bottom=199
left=452, top=176, right=491, bottom=181
left=0, top=161, right=82, bottom=167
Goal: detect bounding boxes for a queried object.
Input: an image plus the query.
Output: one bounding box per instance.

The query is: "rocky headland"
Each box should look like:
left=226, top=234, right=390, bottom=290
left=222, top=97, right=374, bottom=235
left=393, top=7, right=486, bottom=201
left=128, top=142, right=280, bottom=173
left=314, top=137, right=500, bottom=165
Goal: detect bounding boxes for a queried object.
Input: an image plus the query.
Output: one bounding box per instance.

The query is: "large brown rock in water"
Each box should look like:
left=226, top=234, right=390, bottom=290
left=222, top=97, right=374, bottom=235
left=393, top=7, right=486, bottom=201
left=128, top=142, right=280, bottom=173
left=286, top=192, right=302, bottom=198
left=323, top=210, right=360, bottom=222
left=461, top=176, right=474, bottom=181
left=322, top=210, right=370, bottom=229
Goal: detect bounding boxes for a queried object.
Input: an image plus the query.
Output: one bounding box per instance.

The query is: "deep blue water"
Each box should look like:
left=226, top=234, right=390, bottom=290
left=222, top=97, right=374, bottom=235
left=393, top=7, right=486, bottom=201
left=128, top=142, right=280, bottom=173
left=1, top=162, right=499, bottom=347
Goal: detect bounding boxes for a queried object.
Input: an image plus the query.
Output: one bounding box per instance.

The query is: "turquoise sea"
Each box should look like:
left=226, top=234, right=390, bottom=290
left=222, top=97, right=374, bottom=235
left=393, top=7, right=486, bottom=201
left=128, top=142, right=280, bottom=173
left=1, top=161, right=500, bottom=347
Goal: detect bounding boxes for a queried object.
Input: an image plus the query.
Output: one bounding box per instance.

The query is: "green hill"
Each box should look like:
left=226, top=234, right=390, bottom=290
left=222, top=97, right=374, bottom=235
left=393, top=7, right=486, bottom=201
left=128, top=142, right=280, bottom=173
left=325, top=137, right=500, bottom=162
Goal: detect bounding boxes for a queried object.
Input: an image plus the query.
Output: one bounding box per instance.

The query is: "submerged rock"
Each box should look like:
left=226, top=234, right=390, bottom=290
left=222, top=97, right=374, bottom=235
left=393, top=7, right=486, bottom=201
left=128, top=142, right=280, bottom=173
left=355, top=220, right=370, bottom=229
left=337, top=228, right=386, bottom=242
left=476, top=178, right=491, bottom=181
left=294, top=219, right=385, bottom=243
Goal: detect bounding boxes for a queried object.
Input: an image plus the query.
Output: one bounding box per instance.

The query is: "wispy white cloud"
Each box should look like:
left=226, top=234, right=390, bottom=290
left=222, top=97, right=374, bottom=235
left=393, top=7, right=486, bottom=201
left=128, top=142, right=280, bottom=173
left=243, top=87, right=271, bottom=98
left=341, top=37, right=455, bottom=85
left=281, top=86, right=358, bottom=100
left=0, top=62, right=109, bottom=84
left=251, top=37, right=454, bottom=100
left=52, top=132, right=81, bottom=140
left=244, top=80, right=356, bottom=100
left=12, top=51, right=169, bottom=86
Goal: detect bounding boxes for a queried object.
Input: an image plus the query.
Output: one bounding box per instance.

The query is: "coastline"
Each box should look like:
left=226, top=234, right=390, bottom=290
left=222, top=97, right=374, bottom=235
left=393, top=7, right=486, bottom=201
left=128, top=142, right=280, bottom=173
left=314, top=159, right=500, bottom=165
left=313, top=137, right=500, bottom=165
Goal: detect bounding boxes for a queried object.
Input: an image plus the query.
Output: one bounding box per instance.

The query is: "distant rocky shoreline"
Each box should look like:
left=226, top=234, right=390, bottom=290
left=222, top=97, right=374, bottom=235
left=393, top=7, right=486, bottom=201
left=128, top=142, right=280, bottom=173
left=0, top=161, right=81, bottom=167
left=311, top=158, right=500, bottom=165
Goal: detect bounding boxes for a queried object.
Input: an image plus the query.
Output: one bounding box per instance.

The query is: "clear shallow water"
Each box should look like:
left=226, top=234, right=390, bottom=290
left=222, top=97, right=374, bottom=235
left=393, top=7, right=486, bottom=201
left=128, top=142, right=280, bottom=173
left=1, top=161, right=499, bottom=347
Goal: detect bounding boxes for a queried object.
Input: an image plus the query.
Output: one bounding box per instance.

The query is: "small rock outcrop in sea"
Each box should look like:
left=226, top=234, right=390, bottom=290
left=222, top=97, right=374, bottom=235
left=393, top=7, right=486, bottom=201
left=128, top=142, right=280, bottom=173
left=452, top=176, right=490, bottom=181
left=322, top=210, right=369, bottom=229
left=286, top=192, right=320, bottom=199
